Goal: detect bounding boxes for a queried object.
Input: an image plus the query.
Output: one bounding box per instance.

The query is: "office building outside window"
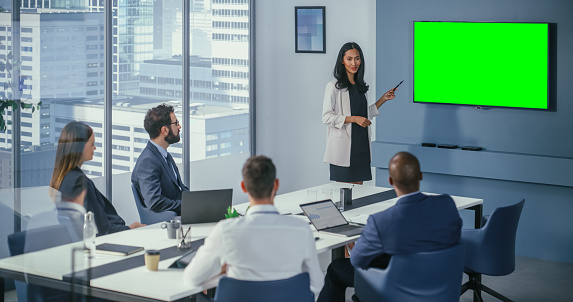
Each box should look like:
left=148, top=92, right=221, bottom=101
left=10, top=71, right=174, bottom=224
left=0, top=0, right=252, bottom=236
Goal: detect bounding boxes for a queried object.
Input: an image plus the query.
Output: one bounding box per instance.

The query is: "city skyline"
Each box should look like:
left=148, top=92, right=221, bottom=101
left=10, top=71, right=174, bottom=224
left=0, top=0, right=251, bottom=189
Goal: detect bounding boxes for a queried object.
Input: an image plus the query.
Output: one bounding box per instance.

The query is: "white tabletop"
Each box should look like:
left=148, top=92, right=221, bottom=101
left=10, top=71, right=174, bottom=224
left=235, top=183, right=482, bottom=218
left=234, top=183, right=395, bottom=215
left=0, top=183, right=483, bottom=301
left=89, top=217, right=355, bottom=301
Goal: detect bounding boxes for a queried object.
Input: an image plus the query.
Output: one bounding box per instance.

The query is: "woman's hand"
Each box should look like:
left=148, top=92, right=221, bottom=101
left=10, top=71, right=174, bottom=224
left=353, top=116, right=372, bottom=128
left=129, top=222, right=146, bottom=229
left=375, top=88, right=398, bottom=109
left=381, top=88, right=397, bottom=102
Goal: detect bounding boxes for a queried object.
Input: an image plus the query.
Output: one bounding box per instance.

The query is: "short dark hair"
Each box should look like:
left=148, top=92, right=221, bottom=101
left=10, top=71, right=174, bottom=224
left=144, top=104, right=174, bottom=139
left=389, top=152, right=421, bottom=193
left=242, top=155, right=276, bottom=200
left=333, top=42, right=369, bottom=94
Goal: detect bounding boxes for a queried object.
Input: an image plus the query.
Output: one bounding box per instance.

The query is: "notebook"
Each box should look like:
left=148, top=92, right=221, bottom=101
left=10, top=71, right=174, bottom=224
left=181, top=189, right=233, bottom=224
left=300, top=199, right=364, bottom=237
left=95, top=243, right=144, bottom=256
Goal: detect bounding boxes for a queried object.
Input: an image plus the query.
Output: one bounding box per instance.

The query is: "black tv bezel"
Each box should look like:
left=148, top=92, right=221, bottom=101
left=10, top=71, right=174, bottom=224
left=412, top=21, right=550, bottom=110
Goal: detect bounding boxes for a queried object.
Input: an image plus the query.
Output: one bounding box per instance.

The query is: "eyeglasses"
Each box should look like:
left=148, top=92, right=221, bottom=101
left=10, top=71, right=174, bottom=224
left=166, top=120, right=180, bottom=126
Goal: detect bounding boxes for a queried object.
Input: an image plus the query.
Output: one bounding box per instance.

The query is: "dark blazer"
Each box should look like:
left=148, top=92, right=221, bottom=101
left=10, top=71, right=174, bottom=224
left=131, top=141, right=188, bottom=215
left=350, top=192, right=462, bottom=269
left=60, top=167, right=129, bottom=236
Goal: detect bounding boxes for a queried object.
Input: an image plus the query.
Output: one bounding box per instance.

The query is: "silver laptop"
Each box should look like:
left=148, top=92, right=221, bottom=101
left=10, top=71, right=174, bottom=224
left=300, top=199, right=364, bottom=237
left=181, top=189, right=233, bottom=224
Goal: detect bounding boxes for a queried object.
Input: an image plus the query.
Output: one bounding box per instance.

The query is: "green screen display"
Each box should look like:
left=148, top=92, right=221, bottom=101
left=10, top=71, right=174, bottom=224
left=414, top=21, right=548, bottom=109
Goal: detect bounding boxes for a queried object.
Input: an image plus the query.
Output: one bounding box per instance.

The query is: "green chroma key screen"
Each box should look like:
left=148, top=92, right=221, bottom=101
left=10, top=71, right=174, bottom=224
left=414, top=21, right=548, bottom=109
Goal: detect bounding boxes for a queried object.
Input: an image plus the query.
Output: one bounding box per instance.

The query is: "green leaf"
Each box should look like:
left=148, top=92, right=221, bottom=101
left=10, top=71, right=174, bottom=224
left=224, top=206, right=240, bottom=219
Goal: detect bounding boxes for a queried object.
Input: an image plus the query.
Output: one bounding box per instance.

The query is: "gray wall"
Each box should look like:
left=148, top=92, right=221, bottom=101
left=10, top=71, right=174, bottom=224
left=375, top=0, right=573, bottom=263
left=256, top=0, right=377, bottom=193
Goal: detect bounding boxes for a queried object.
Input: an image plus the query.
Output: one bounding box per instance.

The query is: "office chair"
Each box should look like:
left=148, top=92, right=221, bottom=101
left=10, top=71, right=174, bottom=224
left=8, top=224, right=75, bottom=302
left=202, top=273, right=314, bottom=302
left=57, top=214, right=83, bottom=242
left=131, top=183, right=177, bottom=225
left=460, top=199, right=525, bottom=302
left=354, top=243, right=465, bottom=302
left=1, top=203, right=20, bottom=294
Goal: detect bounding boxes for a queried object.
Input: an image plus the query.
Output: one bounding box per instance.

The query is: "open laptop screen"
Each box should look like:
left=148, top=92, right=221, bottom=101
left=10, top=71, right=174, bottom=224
left=181, top=189, right=233, bottom=224
left=300, top=200, right=348, bottom=230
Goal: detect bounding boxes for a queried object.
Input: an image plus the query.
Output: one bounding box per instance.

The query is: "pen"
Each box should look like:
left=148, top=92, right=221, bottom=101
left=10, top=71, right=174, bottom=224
left=393, top=80, right=404, bottom=91
left=183, top=226, right=191, bottom=240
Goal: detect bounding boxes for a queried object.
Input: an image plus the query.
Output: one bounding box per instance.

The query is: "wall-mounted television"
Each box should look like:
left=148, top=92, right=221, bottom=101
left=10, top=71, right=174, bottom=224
left=413, top=21, right=549, bottom=110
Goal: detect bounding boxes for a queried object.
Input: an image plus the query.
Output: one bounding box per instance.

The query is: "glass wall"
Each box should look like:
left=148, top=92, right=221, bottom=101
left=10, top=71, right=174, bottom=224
left=0, top=0, right=252, bottom=284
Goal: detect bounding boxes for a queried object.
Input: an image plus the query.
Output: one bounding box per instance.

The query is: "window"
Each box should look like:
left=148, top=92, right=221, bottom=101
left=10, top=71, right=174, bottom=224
left=3, top=0, right=252, bottom=229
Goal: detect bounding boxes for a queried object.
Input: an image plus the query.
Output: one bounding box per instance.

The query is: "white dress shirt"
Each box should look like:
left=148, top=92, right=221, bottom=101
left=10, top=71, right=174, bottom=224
left=183, top=204, right=324, bottom=297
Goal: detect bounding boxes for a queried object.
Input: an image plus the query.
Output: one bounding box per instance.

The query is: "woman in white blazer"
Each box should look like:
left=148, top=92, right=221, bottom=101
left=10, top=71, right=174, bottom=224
left=322, top=42, right=397, bottom=184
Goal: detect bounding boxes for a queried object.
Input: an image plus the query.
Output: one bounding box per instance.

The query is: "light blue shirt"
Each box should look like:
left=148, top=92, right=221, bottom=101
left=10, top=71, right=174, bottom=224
left=149, top=140, right=180, bottom=189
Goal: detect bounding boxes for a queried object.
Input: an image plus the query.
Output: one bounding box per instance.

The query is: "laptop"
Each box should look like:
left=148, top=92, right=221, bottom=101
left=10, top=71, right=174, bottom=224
left=180, top=189, right=233, bottom=224
left=300, top=199, right=364, bottom=237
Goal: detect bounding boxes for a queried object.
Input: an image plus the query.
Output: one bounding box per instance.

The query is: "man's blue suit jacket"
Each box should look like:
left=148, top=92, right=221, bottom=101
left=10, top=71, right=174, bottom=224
left=350, top=192, right=462, bottom=269
left=131, top=141, right=189, bottom=215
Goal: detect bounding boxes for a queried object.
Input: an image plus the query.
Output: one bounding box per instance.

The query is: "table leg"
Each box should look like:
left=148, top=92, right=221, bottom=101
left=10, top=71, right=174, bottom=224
left=1, top=277, right=5, bottom=302
left=468, top=204, right=483, bottom=302
left=467, top=204, right=484, bottom=229
left=331, top=246, right=345, bottom=260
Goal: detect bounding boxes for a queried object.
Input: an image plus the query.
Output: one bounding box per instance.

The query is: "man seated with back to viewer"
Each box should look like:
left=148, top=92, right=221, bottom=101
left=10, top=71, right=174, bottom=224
left=131, top=104, right=189, bottom=215
left=26, top=174, right=88, bottom=244
left=317, top=151, right=463, bottom=302
left=183, top=155, right=324, bottom=297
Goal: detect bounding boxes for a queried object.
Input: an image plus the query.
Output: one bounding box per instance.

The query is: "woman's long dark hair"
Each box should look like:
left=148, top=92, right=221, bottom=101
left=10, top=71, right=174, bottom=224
left=333, top=42, right=369, bottom=94
left=50, top=121, right=93, bottom=194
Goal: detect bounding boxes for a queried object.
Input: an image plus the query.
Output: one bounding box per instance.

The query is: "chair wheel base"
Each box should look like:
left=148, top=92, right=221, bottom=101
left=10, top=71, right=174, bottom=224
left=460, top=273, right=513, bottom=302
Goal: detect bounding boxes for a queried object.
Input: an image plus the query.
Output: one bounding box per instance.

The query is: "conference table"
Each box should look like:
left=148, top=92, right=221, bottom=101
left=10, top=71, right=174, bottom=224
left=0, top=183, right=483, bottom=302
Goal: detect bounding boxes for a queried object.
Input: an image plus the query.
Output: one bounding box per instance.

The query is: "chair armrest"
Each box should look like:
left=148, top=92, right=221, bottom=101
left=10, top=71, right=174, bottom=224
left=480, top=215, right=490, bottom=228
left=354, top=267, right=389, bottom=302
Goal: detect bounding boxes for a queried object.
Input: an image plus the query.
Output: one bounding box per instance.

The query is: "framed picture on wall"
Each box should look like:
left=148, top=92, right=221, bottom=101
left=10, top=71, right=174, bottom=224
left=295, top=6, right=326, bottom=53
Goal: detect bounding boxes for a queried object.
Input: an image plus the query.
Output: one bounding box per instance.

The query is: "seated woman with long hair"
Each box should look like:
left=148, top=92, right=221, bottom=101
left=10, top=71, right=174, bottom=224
left=50, top=121, right=145, bottom=235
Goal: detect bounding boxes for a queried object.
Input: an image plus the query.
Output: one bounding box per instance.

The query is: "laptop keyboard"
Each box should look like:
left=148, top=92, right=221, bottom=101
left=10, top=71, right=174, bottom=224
left=328, top=224, right=360, bottom=232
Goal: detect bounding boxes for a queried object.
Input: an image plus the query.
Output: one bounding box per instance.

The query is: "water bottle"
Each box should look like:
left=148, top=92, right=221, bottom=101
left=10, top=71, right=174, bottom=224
left=83, top=212, right=98, bottom=255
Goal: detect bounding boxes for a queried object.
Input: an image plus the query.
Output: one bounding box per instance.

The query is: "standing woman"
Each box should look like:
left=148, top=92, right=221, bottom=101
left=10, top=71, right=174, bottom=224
left=50, top=121, right=145, bottom=235
left=322, top=42, right=397, bottom=184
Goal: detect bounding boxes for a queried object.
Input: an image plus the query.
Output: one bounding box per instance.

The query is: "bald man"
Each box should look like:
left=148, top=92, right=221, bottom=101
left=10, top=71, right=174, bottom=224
left=317, top=151, right=462, bottom=302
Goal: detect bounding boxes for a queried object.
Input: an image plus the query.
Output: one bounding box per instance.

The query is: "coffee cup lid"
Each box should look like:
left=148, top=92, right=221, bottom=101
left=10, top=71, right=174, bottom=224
left=146, top=249, right=160, bottom=255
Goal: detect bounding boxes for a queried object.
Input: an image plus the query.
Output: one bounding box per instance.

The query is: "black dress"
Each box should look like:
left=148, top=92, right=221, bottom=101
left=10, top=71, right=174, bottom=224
left=330, top=84, right=372, bottom=182
left=60, top=167, right=130, bottom=236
